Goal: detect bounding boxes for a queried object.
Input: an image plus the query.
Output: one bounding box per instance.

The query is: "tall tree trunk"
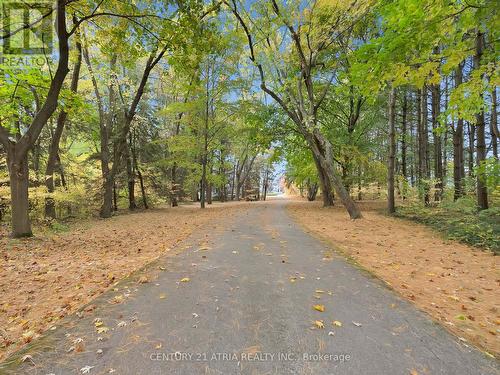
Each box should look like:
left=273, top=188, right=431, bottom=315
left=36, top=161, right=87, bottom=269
left=443, top=77, right=449, bottom=180
left=219, top=150, right=227, bottom=202
left=311, top=152, right=334, bottom=206
left=491, top=87, right=498, bottom=159
left=200, top=79, right=210, bottom=209
left=230, top=163, right=236, bottom=200
left=130, top=130, right=148, bottom=209
left=431, top=80, right=443, bottom=201
left=45, top=32, right=82, bottom=218
left=170, top=112, right=184, bottom=207
left=474, top=31, right=488, bottom=210
left=207, top=165, right=213, bottom=205
left=7, top=150, right=31, bottom=237
left=263, top=166, right=269, bottom=201
left=113, top=182, right=118, bottom=211
left=467, top=121, right=475, bottom=177
left=309, top=130, right=362, bottom=219
left=409, top=93, right=416, bottom=186
left=235, top=169, right=241, bottom=201
left=126, top=134, right=136, bottom=210
left=453, top=63, right=465, bottom=200
left=418, top=87, right=430, bottom=205
left=401, top=92, right=408, bottom=180
left=388, top=87, right=396, bottom=213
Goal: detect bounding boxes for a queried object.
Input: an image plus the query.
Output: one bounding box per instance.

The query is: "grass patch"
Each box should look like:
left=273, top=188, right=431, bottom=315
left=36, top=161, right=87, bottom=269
left=395, top=198, right=499, bottom=254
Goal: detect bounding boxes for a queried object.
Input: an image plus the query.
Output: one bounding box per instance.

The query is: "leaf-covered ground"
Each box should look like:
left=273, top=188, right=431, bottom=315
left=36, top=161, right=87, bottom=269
left=287, top=200, right=499, bottom=358
left=0, top=203, right=246, bottom=361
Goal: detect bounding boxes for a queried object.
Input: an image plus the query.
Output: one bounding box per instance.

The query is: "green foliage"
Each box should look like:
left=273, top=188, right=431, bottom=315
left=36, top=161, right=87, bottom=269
left=396, top=198, right=500, bottom=253
left=475, top=157, right=500, bottom=192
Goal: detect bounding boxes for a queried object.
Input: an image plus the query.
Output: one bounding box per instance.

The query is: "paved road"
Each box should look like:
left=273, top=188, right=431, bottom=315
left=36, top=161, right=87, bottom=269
left=2, top=199, right=498, bottom=375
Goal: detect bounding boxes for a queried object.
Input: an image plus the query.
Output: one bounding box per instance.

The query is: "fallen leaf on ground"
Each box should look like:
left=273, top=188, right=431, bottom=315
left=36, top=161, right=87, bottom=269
left=180, top=277, right=190, bottom=282
left=352, top=321, right=362, bottom=327
left=314, top=320, right=325, bottom=329
left=333, top=320, right=342, bottom=327
left=21, top=331, right=35, bottom=344
left=138, top=276, right=149, bottom=284
left=313, top=305, right=325, bottom=312
left=97, top=327, right=109, bottom=334
left=159, top=293, right=167, bottom=299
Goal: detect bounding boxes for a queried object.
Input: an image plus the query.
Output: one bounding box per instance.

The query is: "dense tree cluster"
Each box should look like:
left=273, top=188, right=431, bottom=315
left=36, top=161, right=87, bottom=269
left=0, top=0, right=497, bottom=237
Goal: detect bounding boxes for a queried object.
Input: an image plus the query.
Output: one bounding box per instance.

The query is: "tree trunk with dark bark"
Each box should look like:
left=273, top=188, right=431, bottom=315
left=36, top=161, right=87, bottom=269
left=387, top=87, right=396, bottom=213
left=474, top=31, right=488, bottom=210
left=453, top=63, right=465, bottom=200
left=7, top=151, right=31, bottom=237
left=431, top=81, right=443, bottom=201
left=418, top=87, right=430, bottom=205
left=309, top=130, right=362, bottom=219
left=491, top=87, right=498, bottom=159
left=126, top=135, right=136, bottom=210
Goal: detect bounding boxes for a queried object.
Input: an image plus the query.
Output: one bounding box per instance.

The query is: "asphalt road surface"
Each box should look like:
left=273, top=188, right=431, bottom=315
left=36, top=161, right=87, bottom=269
left=2, top=199, right=499, bottom=375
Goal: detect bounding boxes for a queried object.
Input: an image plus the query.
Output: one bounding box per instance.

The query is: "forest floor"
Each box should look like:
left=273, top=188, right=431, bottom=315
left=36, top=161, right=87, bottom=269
left=287, top=199, right=500, bottom=358
left=0, top=201, right=248, bottom=361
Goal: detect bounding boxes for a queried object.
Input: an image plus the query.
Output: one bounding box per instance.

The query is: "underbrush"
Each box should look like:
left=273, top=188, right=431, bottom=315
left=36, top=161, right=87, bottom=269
left=395, top=197, right=499, bottom=254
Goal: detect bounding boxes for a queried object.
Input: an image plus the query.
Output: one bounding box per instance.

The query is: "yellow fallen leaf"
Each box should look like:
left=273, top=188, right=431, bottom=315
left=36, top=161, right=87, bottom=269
left=159, top=294, right=167, bottom=299
left=313, top=305, right=325, bottom=312
left=180, top=277, right=190, bottom=282
left=315, top=290, right=325, bottom=294
left=333, top=320, right=342, bottom=327
left=110, top=295, right=124, bottom=304
left=314, top=320, right=324, bottom=329
left=94, top=320, right=103, bottom=327
left=97, top=326, right=109, bottom=334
